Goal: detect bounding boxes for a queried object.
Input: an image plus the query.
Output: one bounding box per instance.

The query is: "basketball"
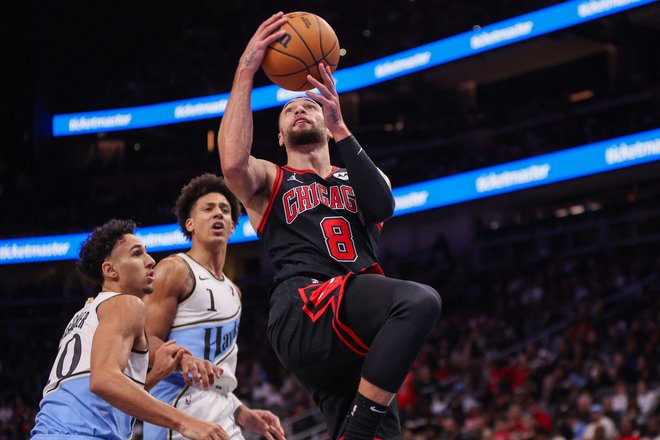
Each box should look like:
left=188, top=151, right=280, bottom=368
left=262, top=12, right=340, bottom=91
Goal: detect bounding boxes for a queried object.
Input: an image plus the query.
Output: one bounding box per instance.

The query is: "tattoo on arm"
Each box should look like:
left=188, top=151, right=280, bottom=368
left=330, top=110, right=341, bottom=125
left=184, top=270, right=194, bottom=290
left=244, top=50, right=256, bottom=67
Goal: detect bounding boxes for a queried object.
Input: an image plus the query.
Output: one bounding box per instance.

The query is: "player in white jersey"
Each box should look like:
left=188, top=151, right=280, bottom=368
left=144, top=174, right=285, bottom=440
left=31, top=219, right=230, bottom=440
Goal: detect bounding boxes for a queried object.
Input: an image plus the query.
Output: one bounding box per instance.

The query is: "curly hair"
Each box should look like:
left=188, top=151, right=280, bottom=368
left=175, top=174, right=241, bottom=240
left=77, top=219, right=136, bottom=285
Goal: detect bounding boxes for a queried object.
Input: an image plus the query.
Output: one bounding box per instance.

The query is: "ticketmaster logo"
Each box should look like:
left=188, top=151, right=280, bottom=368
left=0, top=242, right=71, bottom=260
left=68, top=114, right=132, bottom=131
left=577, top=0, right=641, bottom=17
left=605, top=139, right=660, bottom=164
left=395, top=191, right=429, bottom=210
left=137, top=231, right=188, bottom=248
left=174, top=100, right=227, bottom=119
left=374, top=52, right=431, bottom=79
left=476, top=164, right=551, bottom=193
left=470, top=21, right=534, bottom=50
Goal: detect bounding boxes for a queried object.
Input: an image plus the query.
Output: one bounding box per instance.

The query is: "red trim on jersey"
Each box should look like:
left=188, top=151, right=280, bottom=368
left=325, top=166, right=338, bottom=179
left=299, top=277, right=341, bottom=323
left=360, top=263, right=385, bottom=276
left=332, top=264, right=384, bottom=353
left=332, top=318, right=368, bottom=356
left=282, top=164, right=339, bottom=179
left=331, top=273, right=369, bottom=355
left=282, top=165, right=319, bottom=175
left=375, top=223, right=383, bottom=231
left=298, top=263, right=385, bottom=356
left=257, top=166, right=284, bottom=234
left=298, top=274, right=369, bottom=355
left=333, top=313, right=369, bottom=353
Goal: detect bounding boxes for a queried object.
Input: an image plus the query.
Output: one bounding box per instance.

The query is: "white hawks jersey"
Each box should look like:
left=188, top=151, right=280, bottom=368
left=145, top=253, right=242, bottom=438
left=31, top=291, right=148, bottom=439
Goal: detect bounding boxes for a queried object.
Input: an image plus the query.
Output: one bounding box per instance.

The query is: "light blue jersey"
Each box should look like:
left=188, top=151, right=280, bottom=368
left=32, top=292, right=148, bottom=440
left=144, top=253, right=242, bottom=439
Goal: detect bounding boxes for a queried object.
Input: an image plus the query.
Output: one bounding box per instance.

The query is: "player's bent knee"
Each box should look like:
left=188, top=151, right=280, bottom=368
left=407, top=282, right=442, bottom=324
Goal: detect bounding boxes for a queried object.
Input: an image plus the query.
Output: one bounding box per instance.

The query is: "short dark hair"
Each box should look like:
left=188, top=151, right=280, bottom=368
left=175, top=174, right=241, bottom=240
left=77, top=219, right=136, bottom=285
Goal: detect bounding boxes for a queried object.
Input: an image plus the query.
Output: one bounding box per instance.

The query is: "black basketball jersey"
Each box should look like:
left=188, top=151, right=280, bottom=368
left=257, top=165, right=382, bottom=284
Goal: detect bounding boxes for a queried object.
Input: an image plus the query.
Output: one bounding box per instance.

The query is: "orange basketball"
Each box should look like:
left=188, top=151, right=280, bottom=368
left=262, top=12, right=340, bottom=91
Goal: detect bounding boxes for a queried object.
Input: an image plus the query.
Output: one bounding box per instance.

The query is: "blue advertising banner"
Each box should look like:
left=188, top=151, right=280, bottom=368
left=3, top=128, right=658, bottom=264
left=52, top=0, right=656, bottom=136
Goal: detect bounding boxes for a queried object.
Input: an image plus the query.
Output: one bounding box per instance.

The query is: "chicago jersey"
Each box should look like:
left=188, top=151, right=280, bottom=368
left=258, top=165, right=381, bottom=284
left=31, top=291, right=148, bottom=439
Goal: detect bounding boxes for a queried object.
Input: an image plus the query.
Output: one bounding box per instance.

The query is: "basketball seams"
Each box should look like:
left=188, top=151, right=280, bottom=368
left=322, top=40, right=339, bottom=67
left=315, top=15, right=339, bottom=67
left=316, top=15, right=325, bottom=64
left=263, top=45, right=312, bottom=90
left=285, top=17, right=319, bottom=66
left=264, top=46, right=310, bottom=70
left=261, top=12, right=338, bottom=91
left=266, top=67, right=310, bottom=77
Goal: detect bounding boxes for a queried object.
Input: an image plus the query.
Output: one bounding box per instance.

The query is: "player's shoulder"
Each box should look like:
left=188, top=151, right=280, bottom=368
left=151, top=254, right=194, bottom=298
left=97, top=293, right=145, bottom=316
left=155, top=254, right=190, bottom=274
left=96, top=294, right=146, bottom=335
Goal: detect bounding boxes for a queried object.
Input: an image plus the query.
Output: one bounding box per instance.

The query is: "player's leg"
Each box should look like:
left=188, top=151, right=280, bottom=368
left=339, top=274, right=442, bottom=440
left=268, top=275, right=377, bottom=439
left=267, top=274, right=438, bottom=439
left=294, top=366, right=360, bottom=439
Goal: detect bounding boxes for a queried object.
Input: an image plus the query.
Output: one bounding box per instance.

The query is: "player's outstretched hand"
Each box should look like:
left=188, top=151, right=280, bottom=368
left=239, top=12, right=288, bottom=74
left=149, top=339, right=190, bottom=384
left=179, top=417, right=230, bottom=440
left=179, top=354, right=222, bottom=390
left=236, top=406, right=286, bottom=440
left=305, top=63, right=348, bottom=138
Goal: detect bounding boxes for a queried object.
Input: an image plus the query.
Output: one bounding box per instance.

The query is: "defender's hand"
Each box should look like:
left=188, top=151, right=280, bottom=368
left=179, top=418, right=230, bottom=440
left=236, top=406, right=286, bottom=440
left=150, top=340, right=190, bottom=383
left=179, top=354, right=222, bottom=390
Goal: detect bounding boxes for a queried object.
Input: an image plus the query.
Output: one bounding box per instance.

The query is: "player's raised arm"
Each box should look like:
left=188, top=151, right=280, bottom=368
left=218, top=13, right=286, bottom=205
left=306, top=64, right=395, bottom=223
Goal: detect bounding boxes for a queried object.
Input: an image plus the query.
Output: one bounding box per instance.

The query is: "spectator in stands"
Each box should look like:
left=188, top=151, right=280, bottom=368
left=635, top=380, right=658, bottom=424
left=583, top=404, right=618, bottom=440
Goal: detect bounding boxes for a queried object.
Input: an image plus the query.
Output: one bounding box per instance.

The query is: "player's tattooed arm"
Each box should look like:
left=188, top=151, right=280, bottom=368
left=183, top=266, right=195, bottom=295
left=305, top=63, right=351, bottom=142
left=328, top=108, right=343, bottom=126
left=243, top=50, right=257, bottom=68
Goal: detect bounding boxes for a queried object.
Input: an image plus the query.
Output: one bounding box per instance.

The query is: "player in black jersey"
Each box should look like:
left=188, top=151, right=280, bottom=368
left=218, top=13, right=442, bottom=440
